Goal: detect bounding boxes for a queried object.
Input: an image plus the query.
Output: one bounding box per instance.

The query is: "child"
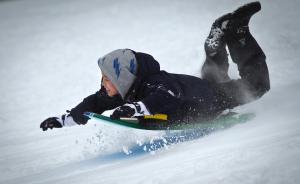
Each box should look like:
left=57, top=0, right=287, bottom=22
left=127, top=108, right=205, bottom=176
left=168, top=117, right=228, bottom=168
left=40, top=2, right=270, bottom=131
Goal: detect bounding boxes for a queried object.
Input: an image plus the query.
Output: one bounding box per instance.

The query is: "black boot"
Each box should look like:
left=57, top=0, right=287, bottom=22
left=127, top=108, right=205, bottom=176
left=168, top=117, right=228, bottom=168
left=203, top=6, right=244, bottom=83
left=226, top=1, right=261, bottom=45
left=203, top=13, right=232, bottom=83
left=205, top=1, right=261, bottom=53
left=231, top=1, right=261, bottom=24
left=202, top=2, right=264, bottom=85
left=205, top=13, right=232, bottom=56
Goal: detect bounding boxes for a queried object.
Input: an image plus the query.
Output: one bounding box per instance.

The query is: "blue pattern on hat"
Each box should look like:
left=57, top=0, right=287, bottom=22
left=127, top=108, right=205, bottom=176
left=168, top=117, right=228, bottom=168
left=130, top=59, right=136, bottom=74
left=113, top=58, right=120, bottom=78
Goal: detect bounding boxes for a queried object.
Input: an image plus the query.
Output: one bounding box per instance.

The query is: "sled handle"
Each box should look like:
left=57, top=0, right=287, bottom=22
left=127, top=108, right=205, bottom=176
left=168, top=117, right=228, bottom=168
left=144, top=114, right=168, bottom=120
left=120, top=114, right=167, bottom=121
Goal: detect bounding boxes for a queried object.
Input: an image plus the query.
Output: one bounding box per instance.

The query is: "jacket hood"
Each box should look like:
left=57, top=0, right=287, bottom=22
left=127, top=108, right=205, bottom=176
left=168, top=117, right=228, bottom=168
left=132, top=51, right=160, bottom=78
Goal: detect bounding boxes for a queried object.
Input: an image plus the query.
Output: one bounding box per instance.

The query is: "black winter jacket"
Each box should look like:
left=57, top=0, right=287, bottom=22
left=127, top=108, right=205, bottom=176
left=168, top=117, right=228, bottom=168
left=70, top=51, right=225, bottom=124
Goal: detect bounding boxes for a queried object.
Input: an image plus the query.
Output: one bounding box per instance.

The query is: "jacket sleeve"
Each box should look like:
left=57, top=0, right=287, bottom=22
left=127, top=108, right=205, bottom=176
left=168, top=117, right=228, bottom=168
left=141, top=82, right=181, bottom=115
left=70, top=87, right=123, bottom=124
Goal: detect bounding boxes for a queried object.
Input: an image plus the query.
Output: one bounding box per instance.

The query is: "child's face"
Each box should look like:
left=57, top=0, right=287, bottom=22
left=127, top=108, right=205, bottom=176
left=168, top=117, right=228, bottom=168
left=102, top=75, right=119, bottom=97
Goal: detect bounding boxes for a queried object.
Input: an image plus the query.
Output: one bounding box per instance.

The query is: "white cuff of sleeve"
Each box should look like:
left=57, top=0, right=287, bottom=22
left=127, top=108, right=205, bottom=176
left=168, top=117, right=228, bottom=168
left=137, top=101, right=151, bottom=116
left=57, top=115, right=78, bottom=127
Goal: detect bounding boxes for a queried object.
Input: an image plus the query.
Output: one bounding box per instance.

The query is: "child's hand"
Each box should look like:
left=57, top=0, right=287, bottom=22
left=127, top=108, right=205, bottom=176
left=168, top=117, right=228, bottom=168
left=40, top=117, right=63, bottom=131
left=40, top=113, right=78, bottom=131
left=110, top=102, right=147, bottom=119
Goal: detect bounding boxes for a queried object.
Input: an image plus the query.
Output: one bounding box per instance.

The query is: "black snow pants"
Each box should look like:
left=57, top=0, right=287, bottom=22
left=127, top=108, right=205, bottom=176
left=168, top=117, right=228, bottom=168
left=201, top=29, right=270, bottom=110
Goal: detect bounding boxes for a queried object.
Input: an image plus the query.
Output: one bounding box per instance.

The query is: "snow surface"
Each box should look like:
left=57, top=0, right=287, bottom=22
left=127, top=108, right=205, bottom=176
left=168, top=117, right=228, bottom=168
left=1, top=0, right=300, bottom=183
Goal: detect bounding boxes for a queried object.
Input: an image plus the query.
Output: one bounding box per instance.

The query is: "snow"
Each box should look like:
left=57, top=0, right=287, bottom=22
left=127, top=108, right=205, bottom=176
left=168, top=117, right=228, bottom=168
left=1, top=0, right=300, bottom=183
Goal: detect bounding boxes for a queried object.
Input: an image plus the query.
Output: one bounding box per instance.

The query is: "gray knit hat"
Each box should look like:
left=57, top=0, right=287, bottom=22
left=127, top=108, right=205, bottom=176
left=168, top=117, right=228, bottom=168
left=97, top=49, right=138, bottom=99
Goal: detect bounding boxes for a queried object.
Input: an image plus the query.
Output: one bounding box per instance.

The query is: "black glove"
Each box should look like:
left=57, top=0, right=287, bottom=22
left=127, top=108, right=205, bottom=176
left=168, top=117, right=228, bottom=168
left=40, top=117, right=63, bottom=131
left=110, top=105, right=135, bottom=120
left=110, top=103, right=144, bottom=120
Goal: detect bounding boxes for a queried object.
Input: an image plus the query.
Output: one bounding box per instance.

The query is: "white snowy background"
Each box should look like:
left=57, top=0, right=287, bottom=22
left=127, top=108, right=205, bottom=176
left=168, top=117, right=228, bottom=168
left=1, top=0, right=300, bottom=183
